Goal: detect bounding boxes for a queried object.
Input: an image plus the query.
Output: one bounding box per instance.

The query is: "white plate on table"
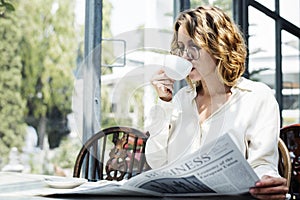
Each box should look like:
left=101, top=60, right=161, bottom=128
left=44, top=177, right=87, bottom=189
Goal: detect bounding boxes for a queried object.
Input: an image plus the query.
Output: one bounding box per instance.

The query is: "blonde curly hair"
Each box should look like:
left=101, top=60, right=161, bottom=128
left=171, top=6, right=247, bottom=87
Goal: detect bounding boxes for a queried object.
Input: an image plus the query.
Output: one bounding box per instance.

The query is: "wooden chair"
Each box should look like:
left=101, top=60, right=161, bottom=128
left=280, top=124, right=300, bottom=199
left=278, top=138, right=292, bottom=188
left=73, top=126, right=151, bottom=181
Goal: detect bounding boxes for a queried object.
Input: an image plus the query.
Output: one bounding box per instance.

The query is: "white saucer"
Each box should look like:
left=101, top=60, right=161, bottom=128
left=44, top=177, right=87, bottom=189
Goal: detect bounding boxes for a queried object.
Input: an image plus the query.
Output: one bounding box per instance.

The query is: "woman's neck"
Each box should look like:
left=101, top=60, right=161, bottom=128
left=195, top=78, right=232, bottom=122
left=196, top=77, right=231, bottom=97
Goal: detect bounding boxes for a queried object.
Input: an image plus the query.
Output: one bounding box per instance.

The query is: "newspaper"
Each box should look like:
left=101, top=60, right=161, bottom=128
left=43, top=133, right=259, bottom=197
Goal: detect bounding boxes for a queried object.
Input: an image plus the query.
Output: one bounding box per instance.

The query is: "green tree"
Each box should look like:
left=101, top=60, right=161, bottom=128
left=101, top=0, right=114, bottom=71
left=0, top=0, right=114, bottom=171
left=0, top=0, right=15, bottom=18
left=190, top=0, right=232, bottom=17
left=191, top=0, right=210, bottom=8
left=212, top=0, right=232, bottom=17
left=0, top=4, right=27, bottom=165
left=6, top=0, right=79, bottom=150
left=0, top=0, right=77, bottom=167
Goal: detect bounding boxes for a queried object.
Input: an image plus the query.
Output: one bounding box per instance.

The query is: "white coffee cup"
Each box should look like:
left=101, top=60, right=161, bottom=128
left=163, top=55, right=192, bottom=80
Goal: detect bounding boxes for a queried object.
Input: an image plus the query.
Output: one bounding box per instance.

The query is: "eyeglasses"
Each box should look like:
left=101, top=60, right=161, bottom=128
left=170, top=46, right=200, bottom=60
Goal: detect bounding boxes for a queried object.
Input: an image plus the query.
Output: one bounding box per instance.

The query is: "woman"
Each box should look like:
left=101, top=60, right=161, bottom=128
left=145, top=6, right=288, bottom=200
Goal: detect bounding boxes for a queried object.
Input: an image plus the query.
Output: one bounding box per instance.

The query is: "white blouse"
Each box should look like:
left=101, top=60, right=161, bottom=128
left=145, top=77, right=280, bottom=179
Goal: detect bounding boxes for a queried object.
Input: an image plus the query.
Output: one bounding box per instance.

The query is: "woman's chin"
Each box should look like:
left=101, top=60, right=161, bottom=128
left=188, top=69, right=202, bottom=81
left=189, top=74, right=202, bottom=82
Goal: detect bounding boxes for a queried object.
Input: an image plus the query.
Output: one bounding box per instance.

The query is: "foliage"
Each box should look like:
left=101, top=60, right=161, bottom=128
left=0, top=7, right=27, bottom=166
left=0, top=0, right=82, bottom=168
left=102, top=0, right=112, bottom=39
left=0, top=0, right=15, bottom=18
left=16, top=0, right=79, bottom=148
left=101, top=84, right=117, bottom=128
left=190, top=0, right=210, bottom=8
left=190, top=0, right=233, bottom=17
left=51, top=136, right=82, bottom=169
left=101, top=0, right=114, bottom=72
left=212, top=0, right=233, bottom=17
left=0, top=0, right=117, bottom=172
left=18, top=0, right=76, bottom=116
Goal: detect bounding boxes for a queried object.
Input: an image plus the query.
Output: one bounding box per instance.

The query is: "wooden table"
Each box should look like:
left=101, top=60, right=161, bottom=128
left=0, top=172, right=256, bottom=200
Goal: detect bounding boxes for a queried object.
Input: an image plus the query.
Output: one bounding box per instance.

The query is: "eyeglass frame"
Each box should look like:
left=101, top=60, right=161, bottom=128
left=170, top=45, right=201, bottom=60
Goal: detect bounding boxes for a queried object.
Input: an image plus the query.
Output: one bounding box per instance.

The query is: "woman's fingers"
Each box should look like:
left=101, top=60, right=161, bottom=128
left=151, top=69, right=175, bottom=102
left=254, top=175, right=287, bottom=189
left=156, top=82, right=173, bottom=93
left=250, top=184, right=288, bottom=195
left=152, top=80, right=174, bottom=90
left=152, top=71, right=174, bottom=83
left=249, top=176, right=289, bottom=200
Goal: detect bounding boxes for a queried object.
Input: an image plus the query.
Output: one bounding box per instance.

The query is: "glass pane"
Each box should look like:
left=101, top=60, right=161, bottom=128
left=280, top=0, right=300, bottom=28
left=191, top=0, right=233, bottom=18
left=254, top=0, right=275, bottom=11
left=99, top=0, right=175, bottom=130
left=0, top=1, right=85, bottom=175
left=248, top=6, right=276, bottom=90
left=281, top=30, right=300, bottom=125
left=98, top=0, right=236, bottom=131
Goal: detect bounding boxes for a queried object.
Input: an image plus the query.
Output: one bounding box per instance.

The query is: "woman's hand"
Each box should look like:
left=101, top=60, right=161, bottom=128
left=151, top=69, right=175, bottom=102
left=249, top=175, right=289, bottom=200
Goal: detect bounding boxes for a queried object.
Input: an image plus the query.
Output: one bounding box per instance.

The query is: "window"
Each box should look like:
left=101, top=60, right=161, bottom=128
left=237, top=0, right=300, bottom=125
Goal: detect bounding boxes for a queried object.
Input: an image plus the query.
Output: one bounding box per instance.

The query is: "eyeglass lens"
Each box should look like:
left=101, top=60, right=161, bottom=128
left=173, top=46, right=199, bottom=60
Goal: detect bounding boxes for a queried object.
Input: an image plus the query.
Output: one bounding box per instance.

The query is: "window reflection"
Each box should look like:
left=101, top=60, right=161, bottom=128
left=254, top=0, right=275, bottom=11
left=282, top=30, right=300, bottom=125
left=280, top=0, right=300, bottom=28
left=248, top=6, right=275, bottom=89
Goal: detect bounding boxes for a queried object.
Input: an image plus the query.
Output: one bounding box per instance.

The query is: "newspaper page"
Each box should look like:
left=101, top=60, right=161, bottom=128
left=38, top=133, right=259, bottom=197
left=123, top=133, right=259, bottom=196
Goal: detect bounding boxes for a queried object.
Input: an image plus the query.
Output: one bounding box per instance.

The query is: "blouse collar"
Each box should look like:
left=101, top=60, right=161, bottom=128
left=189, top=77, right=252, bottom=102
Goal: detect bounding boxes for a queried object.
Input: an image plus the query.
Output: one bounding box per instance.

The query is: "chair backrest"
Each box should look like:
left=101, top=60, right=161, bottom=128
left=280, top=124, right=300, bottom=198
left=278, top=138, right=292, bottom=188
left=73, top=126, right=151, bottom=181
